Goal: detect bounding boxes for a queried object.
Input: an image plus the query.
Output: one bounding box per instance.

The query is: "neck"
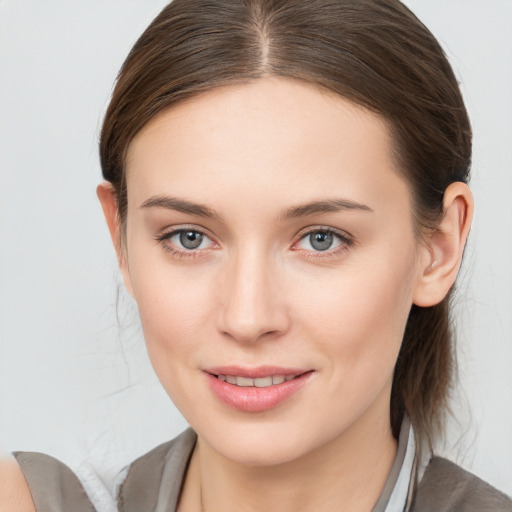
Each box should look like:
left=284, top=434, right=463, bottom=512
left=180, top=407, right=398, bottom=512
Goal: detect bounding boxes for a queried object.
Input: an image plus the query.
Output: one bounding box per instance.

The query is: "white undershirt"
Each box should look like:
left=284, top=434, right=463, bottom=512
left=384, top=421, right=417, bottom=512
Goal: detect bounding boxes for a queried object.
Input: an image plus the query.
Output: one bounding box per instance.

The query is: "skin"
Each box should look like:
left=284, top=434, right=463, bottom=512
left=0, top=77, right=472, bottom=512
left=98, top=78, right=473, bottom=512
left=0, top=457, right=35, bottom=512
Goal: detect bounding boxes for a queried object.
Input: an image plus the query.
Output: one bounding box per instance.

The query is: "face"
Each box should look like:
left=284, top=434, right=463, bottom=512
left=120, top=78, right=428, bottom=466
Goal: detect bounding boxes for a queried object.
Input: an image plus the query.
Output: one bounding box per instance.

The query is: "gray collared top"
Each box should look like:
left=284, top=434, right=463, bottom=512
left=14, top=418, right=512, bottom=512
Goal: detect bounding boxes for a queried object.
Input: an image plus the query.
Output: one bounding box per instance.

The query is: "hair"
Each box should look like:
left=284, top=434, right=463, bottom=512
left=100, top=0, right=471, bottom=450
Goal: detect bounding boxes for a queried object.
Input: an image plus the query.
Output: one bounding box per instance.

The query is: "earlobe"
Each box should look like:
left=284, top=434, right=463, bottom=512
left=96, top=182, right=135, bottom=298
left=413, top=182, right=474, bottom=307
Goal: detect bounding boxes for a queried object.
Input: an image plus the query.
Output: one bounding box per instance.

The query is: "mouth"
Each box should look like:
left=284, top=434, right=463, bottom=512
left=204, top=367, right=314, bottom=412
left=212, top=373, right=303, bottom=387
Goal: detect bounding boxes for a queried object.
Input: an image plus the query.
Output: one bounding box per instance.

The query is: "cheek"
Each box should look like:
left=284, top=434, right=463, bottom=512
left=130, top=263, right=220, bottom=416
left=129, top=260, right=216, bottom=367
left=299, top=250, right=418, bottom=380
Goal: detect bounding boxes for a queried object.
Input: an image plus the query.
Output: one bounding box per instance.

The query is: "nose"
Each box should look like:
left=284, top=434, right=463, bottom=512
left=216, top=247, right=290, bottom=344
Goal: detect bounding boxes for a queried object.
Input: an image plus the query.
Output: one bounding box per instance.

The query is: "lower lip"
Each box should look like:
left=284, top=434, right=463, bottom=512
left=206, top=372, right=314, bottom=413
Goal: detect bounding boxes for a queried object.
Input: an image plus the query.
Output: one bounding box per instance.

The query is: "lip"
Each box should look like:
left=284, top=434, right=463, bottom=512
left=205, top=365, right=309, bottom=379
left=205, top=366, right=315, bottom=413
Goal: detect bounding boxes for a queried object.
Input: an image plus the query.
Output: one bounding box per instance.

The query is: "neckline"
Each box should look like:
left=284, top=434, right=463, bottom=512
left=119, top=416, right=416, bottom=512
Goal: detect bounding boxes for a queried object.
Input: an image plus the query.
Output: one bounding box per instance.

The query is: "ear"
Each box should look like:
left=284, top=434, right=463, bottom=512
left=96, top=182, right=135, bottom=297
left=413, top=182, right=474, bottom=307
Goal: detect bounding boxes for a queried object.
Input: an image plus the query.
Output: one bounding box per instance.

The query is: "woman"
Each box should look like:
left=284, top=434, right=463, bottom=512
left=1, top=0, right=511, bottom=510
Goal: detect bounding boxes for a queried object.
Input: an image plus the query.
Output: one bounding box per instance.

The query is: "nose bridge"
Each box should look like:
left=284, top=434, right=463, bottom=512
left=218, top=243, right=288, bottom=343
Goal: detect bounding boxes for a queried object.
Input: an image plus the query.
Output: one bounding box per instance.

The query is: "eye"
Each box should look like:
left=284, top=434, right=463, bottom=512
left=173, top=230, right=210, bottom=250
left=294, top=228, right=352, bottom=254
left=157, top=228, right=215, bottom=255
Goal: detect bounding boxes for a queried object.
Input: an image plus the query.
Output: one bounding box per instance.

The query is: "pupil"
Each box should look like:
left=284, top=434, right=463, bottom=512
left=180, top=231, right=203, bottom=249
left=310, top=231, right=333, bottom=251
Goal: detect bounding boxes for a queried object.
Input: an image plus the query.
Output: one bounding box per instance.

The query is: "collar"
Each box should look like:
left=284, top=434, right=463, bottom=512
left=372, top=415, right=417, bottom=512
left=116, top=415, right=420, bottom=512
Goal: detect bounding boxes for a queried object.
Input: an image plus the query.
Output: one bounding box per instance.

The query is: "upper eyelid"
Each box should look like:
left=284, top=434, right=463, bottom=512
left=295, top=225, right=353, bottom=242
left=157, top=225, right=213, bottom=240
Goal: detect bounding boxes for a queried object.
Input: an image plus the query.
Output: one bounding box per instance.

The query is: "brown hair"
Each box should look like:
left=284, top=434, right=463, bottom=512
left=100, top=0, right=471, bottom=449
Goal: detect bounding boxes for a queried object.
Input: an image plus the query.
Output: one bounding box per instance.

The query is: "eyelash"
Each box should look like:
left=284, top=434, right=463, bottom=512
left=155, top=226, right=215, bottom=260
left=155, top=226, right=354, bottom=260
left=292, top=227, right=354, bottom=259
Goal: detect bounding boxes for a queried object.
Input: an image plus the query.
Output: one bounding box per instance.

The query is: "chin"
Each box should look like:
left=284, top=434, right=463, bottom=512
left=194, top=414, right=338, bottom=468
left=212, top=433, right=311, bottom=467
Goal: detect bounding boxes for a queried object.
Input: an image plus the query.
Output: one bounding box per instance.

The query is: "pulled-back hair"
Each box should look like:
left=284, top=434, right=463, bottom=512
left=100, top=0, right=471, bottom=449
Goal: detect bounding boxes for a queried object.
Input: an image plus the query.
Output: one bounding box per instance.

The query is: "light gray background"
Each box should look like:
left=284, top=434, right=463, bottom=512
left=1, top=0, right=511, bottom=496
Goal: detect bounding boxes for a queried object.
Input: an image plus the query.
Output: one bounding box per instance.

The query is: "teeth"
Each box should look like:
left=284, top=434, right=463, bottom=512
left=237, top=376, right=254, bottom=387
left=218, top=374, right=297, bottom=387
left=254, top=377, right=273, bottom=387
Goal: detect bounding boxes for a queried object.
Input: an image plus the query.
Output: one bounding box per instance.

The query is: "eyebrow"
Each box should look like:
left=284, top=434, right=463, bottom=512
left=281, top=199, right=373, bottom=220
left=140, top=196, right=219, bottom=218
left=140, top=195, right=373, bottom=220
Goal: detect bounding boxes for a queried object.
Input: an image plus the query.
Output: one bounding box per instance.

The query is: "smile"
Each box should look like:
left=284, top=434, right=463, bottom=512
left=205, top=368, right=314, bottom=412
left=217, top=375, right=297, bottom=387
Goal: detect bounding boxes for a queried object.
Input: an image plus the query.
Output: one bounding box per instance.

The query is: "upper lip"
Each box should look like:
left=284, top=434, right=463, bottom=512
left=204, top=366, right=312, bottom=379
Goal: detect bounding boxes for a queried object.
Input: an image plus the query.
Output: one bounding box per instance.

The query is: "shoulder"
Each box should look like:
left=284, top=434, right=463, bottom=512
left=413, top=456, right=512, bottom=511
left=0, top=456, right=35, bottom=512
left=5, top=452, right=95, bottom=512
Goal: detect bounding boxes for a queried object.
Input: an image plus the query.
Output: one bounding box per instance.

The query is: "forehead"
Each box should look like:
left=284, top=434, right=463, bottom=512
left=125, top=77, right=411, bottom=218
